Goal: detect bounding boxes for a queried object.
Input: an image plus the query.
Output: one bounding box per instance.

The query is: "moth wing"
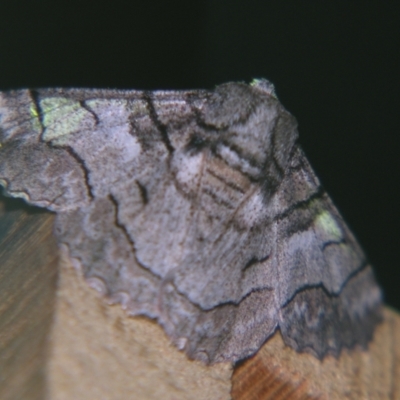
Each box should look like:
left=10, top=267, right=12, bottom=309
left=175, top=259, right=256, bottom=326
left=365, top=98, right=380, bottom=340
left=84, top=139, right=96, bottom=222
left=274, top=148, right=382, bottom=357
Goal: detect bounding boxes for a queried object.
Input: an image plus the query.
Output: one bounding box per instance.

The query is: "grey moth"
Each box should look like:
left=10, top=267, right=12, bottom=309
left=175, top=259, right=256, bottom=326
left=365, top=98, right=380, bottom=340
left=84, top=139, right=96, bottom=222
left=0, top=79, right=382, bottom=363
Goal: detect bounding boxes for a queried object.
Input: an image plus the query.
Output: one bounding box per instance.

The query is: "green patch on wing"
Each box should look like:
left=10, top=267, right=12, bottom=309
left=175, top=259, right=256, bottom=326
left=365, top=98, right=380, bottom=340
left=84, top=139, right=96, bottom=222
left=29, top=103, right=42, bottom=133
left=315, top=211, right=342, bottom=240
left=41, top=98, right=93, bottom=143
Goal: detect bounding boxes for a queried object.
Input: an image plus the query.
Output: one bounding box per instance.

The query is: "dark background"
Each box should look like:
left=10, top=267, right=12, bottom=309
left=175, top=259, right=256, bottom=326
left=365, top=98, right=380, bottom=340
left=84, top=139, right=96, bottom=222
left=1, top=1, right=399, bottom=308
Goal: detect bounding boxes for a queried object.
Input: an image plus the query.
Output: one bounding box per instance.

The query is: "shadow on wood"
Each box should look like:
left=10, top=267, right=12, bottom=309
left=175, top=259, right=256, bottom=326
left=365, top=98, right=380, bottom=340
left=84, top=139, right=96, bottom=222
left=0, top=195, right=58, bottom=400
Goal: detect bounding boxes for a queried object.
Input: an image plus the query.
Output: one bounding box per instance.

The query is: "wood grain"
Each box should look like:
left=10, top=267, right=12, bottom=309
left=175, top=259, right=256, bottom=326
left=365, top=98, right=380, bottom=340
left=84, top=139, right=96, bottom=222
left=0, top=196, right=58, bottom=400
left=231, top=309, right=400, bottom=399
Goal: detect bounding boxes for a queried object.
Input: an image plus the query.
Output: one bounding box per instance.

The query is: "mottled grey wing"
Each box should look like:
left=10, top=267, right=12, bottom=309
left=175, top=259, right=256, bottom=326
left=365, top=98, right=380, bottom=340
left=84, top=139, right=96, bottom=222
left=273, top=147, right=382, bottom=357
left=0, top=81, right=382, bottom=363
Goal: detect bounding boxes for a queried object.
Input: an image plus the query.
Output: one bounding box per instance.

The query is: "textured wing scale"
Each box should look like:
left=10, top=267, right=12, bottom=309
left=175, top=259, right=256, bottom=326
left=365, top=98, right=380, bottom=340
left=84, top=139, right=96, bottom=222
left=0, top=81, right=382, bottom=363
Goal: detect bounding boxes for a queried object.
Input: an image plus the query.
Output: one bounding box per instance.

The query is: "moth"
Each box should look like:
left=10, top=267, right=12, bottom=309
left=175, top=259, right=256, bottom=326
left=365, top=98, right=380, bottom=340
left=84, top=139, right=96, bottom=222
left=0, top=79, right=382, bottom=363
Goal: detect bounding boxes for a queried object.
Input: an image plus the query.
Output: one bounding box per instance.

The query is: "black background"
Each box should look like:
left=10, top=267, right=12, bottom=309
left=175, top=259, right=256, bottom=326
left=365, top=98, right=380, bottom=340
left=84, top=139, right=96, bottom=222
left=1, top=1, right=399, bottom=309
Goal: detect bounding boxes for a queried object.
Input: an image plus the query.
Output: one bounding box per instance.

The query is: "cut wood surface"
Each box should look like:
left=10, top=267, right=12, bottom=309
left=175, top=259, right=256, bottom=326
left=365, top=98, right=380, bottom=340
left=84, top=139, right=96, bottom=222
left=0, top=197, right=399, bottom=399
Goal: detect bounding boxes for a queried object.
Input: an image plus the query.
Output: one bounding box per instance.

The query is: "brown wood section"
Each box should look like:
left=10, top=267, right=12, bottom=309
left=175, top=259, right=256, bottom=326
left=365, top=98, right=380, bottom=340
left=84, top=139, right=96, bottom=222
left=0, top=196, right=58, bottom=400
left=232, top=309, right=400, bottom=400
left=233, top=359, right=316, bottom=400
